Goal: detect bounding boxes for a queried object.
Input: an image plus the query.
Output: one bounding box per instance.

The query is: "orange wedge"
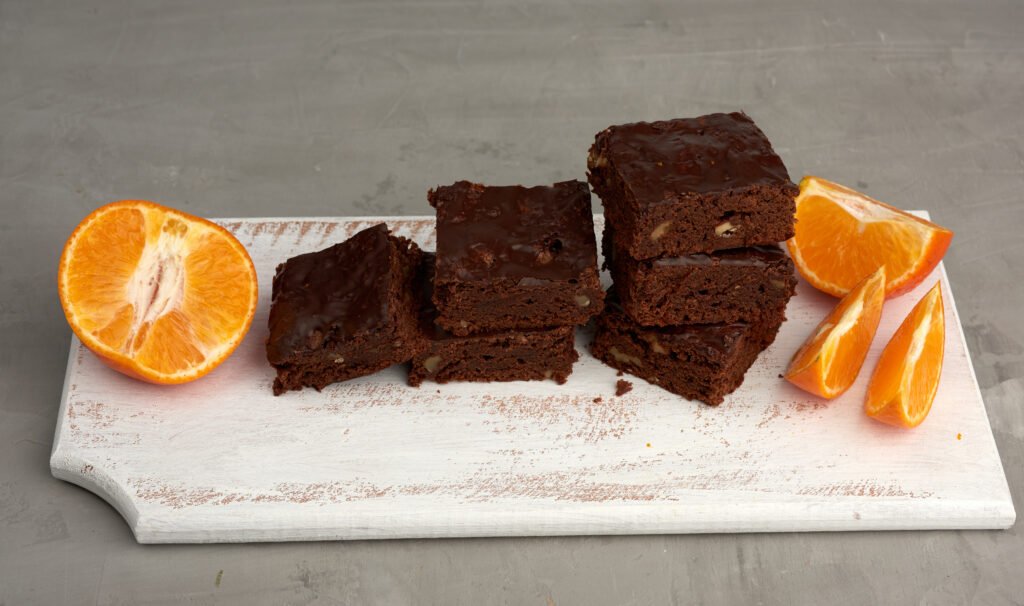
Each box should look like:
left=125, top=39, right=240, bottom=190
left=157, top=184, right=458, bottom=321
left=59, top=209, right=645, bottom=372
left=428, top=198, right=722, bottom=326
left=865, top=282, right=945, bottom=428
left=787, top=176, right=953, bottom=299
left=58, top=201, right=258, bottom=384
left=785, top=266, right=886, bottom=399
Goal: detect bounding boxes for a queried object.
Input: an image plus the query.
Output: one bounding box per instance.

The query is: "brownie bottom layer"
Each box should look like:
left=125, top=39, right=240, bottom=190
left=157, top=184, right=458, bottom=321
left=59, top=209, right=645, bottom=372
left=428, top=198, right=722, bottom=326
left=432, top=281, right=604, bottom=336
left=604, top=234, right=797, bottom=326
left=409, top=326, right=578, bottom=387
left=591, top=301, right=784, bottom=406
left=272, top=338, right=421, bottom=395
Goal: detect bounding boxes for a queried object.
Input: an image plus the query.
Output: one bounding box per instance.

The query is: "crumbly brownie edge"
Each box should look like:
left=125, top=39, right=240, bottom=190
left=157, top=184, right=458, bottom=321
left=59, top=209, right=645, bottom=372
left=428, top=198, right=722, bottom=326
left=432, top=278, right=604, bottom=336
left=607, top=245, right=798, bottom=326
left=591, top=307, right=785, bottom=405
left=390, top=233, right=431, bottom=355
left=272, top=336, right=404, bottom=395
left=591, top=326, right=729, bottom=405
left=409, top=326, right=579, bottom=386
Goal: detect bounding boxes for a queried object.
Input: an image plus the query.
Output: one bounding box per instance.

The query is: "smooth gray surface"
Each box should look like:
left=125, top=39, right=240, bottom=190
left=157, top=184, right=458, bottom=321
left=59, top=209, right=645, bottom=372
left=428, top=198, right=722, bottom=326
left=1, top=0, right=1022, bottom=604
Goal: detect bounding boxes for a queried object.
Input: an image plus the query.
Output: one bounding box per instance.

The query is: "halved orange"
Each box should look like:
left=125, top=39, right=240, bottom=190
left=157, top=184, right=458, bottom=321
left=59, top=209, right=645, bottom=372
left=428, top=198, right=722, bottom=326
left=58, top=201, right=258, bottom=384
left=787, top=176, right=953, bottom=299
left=785, top=266, right=886, bottom=399
left=865, top=282, right=945, bottom=428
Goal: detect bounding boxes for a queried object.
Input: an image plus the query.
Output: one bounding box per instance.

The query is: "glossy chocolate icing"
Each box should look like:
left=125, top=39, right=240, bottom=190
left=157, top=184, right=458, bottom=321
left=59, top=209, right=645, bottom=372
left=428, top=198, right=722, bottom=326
left=591, top=112, right=795, bottom=202
left=266, top=223, right=409, bottom=363
left=430, top=180, right=599, bottom=283
left=652, top=244, right=787, bottom=268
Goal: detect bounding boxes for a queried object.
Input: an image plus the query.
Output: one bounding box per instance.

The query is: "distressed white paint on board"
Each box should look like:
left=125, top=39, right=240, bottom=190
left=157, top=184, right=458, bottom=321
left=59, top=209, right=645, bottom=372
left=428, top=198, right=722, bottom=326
left=50, top=215, right=1015, bottom=543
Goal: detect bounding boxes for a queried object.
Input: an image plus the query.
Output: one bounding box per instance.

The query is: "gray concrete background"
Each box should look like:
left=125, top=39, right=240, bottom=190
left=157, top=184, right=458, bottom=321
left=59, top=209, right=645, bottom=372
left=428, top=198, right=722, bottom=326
left=1, top=0, right=1022, bottom=604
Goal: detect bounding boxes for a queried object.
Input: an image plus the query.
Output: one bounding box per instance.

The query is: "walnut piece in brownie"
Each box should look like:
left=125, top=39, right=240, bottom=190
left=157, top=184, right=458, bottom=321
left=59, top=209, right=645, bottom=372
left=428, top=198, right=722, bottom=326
left=588, top=112, right=797, bottom=259
left=591, top=291, right=785, bottom=406
left=266, top=223, right=426, bottom=395
left=408, top=254, right=579, bottom=386
left=603, top=227, right=796, bottom=326
left=429, top=180, right=604, bottom=336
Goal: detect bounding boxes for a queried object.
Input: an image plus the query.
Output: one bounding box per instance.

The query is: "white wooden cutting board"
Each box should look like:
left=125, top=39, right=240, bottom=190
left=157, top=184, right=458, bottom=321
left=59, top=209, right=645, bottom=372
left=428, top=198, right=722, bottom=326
left=50, top=214, right=1015, bottom=543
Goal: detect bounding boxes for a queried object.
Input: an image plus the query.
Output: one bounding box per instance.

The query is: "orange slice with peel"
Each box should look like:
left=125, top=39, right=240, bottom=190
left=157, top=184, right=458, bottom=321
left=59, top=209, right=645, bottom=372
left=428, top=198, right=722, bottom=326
left=785, top=266, right=886, bottom=399
left=865, top=282, right=945, bottom=428
left=58, top=200, right=258, bottom=384
left=787, top=176, right=953, bottom=299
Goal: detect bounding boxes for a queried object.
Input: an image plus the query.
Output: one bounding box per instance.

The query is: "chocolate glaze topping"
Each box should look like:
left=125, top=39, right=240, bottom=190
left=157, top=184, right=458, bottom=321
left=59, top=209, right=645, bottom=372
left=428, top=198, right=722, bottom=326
left=267, top=223, right=410, bottom=363
left=591, top=112, right=796, bottom=202
left=652, top=244, right=788, bottom=268
left=430, top=180, right=598, bottom=282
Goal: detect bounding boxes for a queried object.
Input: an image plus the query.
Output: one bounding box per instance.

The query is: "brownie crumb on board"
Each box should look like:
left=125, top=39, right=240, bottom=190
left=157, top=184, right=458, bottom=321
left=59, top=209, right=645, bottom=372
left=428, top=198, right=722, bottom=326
left=615, top=379, right=633, bottom=396
left=593, top=396, right=603, bottom=404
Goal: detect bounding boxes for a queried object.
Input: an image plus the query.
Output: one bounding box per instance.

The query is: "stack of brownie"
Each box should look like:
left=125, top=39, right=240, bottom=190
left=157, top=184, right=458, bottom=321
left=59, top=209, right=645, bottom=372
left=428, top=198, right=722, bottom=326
left=586, top=112, right=799, bottom=405
left=265, top=181, right=607, bottom=395
left=265, top=111, right=798, bottom=403
left=409, top=180, right=605, bottom=386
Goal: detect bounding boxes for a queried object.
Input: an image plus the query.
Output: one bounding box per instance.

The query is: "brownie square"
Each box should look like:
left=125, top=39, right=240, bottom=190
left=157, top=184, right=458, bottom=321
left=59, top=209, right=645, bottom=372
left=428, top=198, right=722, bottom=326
left=588, top=112, right=798, bottom=259
left=429, top=180, right=604, bottom=336
left=603, top=227, right=796, bottom=326
left=591, top=292, right=785, bottom=406
left=266, top=223, right=426, bottom=395
left=409, top=254, right=578, bottom=386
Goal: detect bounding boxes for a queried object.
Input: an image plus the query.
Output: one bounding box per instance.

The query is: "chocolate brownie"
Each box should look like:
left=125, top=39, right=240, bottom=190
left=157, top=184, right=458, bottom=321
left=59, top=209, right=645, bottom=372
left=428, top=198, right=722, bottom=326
left=266, top=223, right=426, bottom=395
left=409, top=254, right=578, bottom=386
left=588, top=112, right=797, bottom=259
left=591, top=292, right=785, bottom=406
left=429, top=180, right=604, bottom=335
left=603, top=227, right=796, bottom=326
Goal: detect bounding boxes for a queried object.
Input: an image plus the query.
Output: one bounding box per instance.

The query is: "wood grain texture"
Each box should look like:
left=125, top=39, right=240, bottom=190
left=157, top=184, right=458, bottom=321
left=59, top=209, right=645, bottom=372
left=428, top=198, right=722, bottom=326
left=49, top=215, right=1014, bottom=543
